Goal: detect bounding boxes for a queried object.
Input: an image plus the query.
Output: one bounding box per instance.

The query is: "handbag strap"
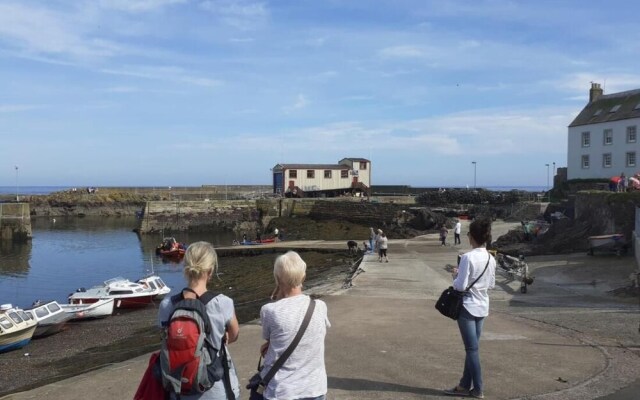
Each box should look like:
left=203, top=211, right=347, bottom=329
left=464, top=253, right=491, bottom=291
left=262, top=297, right=316, bottom=385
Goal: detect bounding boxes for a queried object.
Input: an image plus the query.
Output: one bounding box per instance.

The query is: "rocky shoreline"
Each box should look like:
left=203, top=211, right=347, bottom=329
left=0, top=250, right=358, bottom=397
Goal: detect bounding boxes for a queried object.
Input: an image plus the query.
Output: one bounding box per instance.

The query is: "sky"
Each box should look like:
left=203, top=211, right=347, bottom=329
left=1, top=0, right=640, bottom=188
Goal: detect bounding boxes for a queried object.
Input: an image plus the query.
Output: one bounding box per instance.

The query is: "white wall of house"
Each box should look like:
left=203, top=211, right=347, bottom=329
left=284, top=168, right=352, bottom=191
left=339, top=159, right=371, bottom=187
left=568, top=117, right=640, bottom=179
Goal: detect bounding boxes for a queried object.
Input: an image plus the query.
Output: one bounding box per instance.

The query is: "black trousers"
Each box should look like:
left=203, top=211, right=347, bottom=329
left=454, top=233, right=461, bottom=244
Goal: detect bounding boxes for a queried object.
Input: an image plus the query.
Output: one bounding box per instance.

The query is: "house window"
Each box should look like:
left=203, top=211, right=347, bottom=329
left=289, top=170, right=297, bottom=179
left=324, top=170, right=332, bottom=178
left=341, top=170, right=348, bottom=178
left=581, top=131, right=590, bottom=147
left=603, top=129, right=613, bottom=145
left=359, top=161, right=367, bottom=170
left=627, top=126, right=637, bottom=143
left=581, top=155, right=589, bottom=169
left=603, top=153, right=612, bottom=168
left=627, top=152, right=636, bottom=167
left=307, top=170, right=315, bottom=178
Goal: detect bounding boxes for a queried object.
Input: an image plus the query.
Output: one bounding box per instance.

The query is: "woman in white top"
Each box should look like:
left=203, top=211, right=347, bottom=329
left=376, top=231, right=389, bottom=262
left=259, top=251, right=330, bottom=400
left=445, top=218, right=496, bottom=399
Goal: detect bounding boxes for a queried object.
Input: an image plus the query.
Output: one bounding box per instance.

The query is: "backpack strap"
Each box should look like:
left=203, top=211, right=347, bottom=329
left=261, top=298, right=316, bottom=386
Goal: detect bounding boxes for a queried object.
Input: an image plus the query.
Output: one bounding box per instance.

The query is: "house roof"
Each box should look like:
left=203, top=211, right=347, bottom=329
left=274, top=163, right=350, bottom=170
left=569, top=89, right=640, bottom=128
left=340, top=157, right=370, bottom=162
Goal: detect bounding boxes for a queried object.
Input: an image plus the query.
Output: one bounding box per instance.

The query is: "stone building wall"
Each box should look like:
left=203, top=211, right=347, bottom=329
left=0, top=203, right=32, bottom=241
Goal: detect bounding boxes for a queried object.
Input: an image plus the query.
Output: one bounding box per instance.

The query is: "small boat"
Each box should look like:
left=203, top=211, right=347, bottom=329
left=60, top=298, right=115, bottom=320
left=0, top=304, right=37, bottom=353
left=25, top=300, right=73, bottom=338
left=587, top=234, right=627, bottom=255
left=156, top=237, right=186, bottom=258
left=68, top=275, right=171, bottom=309
left=236, top=238, right=277, bottom=245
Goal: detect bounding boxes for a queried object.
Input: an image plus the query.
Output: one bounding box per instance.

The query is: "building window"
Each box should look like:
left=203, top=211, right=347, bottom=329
left=581, top=155, right=589, bottom=169
left=627, top=152, right=636, bottom=167
left=581, top=131, right=590, bottom=147
left=359, top=161, right=367, bottom=170
left=627, top=126, right=637, bottom=143
left=324, top=170, right=332, bottom=178
left=307, top=170, right=315, bottom=178
left=289, top=170, right=297, bottom=179
left=341, top=170, right=348, bottom=178
left=603, top=153, right=612, bottom=168
left=603, top=129, right=613, bottom=145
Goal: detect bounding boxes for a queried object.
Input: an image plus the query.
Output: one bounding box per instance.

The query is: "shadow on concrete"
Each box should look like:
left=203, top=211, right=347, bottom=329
left=328, top=376, right=442, bottom=396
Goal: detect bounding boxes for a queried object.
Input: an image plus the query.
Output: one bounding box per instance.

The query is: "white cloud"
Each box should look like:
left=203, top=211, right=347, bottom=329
left=0, top=104, right=41, bottom=113
left=379, top=45, right=426, bottom=59
left=282, top=94, right=308, bottom=113
left=99, top=0, right=188, bottom=13
left=199, top=0, right=269, bottom=30
left=0, top=3, right=121, bottom=60
left=101, top=65, right=222, bottom=88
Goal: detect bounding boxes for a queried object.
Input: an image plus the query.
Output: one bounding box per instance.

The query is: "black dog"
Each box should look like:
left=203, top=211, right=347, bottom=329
left=347, top=240, right=358, bottom=253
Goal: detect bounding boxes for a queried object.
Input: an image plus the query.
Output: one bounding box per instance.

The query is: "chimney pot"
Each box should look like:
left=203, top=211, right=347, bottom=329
left=589, top=82, right=603, bottom=103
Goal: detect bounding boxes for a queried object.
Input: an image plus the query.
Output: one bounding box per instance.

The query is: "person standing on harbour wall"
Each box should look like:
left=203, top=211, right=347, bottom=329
left=440, top=225, right=448, bottom=246
left=369, top=227, right=376, bottom=254
left=376, top=231, right=388, bottom=262
left=454, top=220, right=462, bottom=245
left=444, top=217, right=496, bottom=399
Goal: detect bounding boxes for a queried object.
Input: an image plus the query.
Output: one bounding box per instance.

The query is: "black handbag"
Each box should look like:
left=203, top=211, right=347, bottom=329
left=435, top=254, right=490, bottom=320
left=247, top=298, right=316, bottom=400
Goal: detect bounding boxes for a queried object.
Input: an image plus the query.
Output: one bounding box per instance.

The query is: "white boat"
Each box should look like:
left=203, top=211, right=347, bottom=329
left=68, top=275, right=170, bottom=309
left=25, top=301, right=73, bottom=338
left=60, top=298, right=115, bottom=320
left=0, top=304, right=37, bottom=353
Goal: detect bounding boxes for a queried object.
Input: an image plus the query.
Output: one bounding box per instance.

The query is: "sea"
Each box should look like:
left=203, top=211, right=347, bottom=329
left=0, top=216, right=235, bottom=309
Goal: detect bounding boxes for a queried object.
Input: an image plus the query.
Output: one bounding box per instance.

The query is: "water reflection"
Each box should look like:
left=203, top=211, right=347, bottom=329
left=0, top=240, right=32, bottom=277
left=0, top=216, right=235, bottom=308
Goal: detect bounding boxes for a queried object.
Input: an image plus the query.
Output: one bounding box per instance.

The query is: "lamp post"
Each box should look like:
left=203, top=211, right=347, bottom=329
left=14, top=165, right=19, bottom=202
left=545, top=163, right=550, bottom=202
left=471, top=161, right=477, bottom=189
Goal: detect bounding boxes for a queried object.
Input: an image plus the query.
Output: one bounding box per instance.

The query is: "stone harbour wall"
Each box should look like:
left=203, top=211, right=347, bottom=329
left=0, top=203, right=32, bottom=241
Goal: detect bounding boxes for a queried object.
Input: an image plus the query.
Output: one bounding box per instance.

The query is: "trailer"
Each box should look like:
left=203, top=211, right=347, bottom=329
left=495, top=252, right=534, bottom=293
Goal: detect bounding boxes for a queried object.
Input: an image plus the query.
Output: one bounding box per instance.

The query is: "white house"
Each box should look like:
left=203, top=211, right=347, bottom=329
left=568, top=83, right=640, bottom=180
left=272, top=157, right=371, bottom=197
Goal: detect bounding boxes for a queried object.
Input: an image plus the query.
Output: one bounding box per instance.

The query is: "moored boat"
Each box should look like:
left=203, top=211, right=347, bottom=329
left=0, top=304, right=37, bottom=353
left=25, top=300, right=73, bottom=338
left=60, top=298, right=115, bottom=320
left=68, top=275, right=171, bottom=309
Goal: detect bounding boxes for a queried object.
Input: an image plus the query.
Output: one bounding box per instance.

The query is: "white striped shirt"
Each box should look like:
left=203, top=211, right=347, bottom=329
left=260, top=294, right=330, bottom=400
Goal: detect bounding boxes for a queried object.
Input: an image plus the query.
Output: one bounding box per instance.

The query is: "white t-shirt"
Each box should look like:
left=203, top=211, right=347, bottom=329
left=260, top=294, right=330, bottom=400
left=454, top=222, right=461, bottom=234
left=377, top=236, right=388, bottom=249
left=158, top=293, right=240, bottom=400
left=453, top=248, right=496, bottom=317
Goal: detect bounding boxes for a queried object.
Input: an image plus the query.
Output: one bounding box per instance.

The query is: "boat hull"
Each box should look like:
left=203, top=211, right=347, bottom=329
left=61, top=299, right=114, bottom=320
left=0, top=325, right=37, bottom=354
left=33, top=321, right=68, bottom=339
left=70, top=295, right=156, bottom=309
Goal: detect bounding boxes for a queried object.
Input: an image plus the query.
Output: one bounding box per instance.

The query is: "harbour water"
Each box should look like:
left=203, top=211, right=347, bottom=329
left=0, top=216, right=236, bottom=309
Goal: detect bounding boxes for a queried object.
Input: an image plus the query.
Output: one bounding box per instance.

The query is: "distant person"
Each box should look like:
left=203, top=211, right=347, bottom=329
left=157, top=242, right=240, bottom=400
left=258, top=251, right=330, bottom=400
left=454, top=220, right=462, bottom=245
left=376, top=231, right=388, bottom=263
left=362, top=241, right=370, bottom=253
left=619, top=172, right=626, bottom=192
left=444, top=217, right=496, bottom=399
left=440, top=225, right=449, bottom=246
left=369, top=227, right=376, bottom=255
left=274, top=227, right=279, bottom=241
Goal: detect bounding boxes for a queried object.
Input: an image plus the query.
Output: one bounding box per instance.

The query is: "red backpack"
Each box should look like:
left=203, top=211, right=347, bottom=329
left=159, top=289, right=233, bottom=399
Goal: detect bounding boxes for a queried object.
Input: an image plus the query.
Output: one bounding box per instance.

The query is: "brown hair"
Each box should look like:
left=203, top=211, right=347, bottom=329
left=469, top=217, right=492, bottom=246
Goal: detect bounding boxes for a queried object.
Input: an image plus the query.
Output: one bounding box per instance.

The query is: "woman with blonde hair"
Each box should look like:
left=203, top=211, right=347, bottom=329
left=258, top=251, right=330, bottom=400
left=158, top=241, right=240, bottom=400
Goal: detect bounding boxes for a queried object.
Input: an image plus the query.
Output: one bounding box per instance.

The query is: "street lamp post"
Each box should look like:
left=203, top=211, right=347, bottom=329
left=14, top=165, right=19, bottom=202
left=545, top=163, right=550, bottom=202
left=471, top=161, right=477, bottom=189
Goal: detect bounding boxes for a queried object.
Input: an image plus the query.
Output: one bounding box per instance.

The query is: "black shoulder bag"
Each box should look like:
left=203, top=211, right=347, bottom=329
left=246, top=298, right=316, bottom=400
left=435, top=254, right=490, bottom=320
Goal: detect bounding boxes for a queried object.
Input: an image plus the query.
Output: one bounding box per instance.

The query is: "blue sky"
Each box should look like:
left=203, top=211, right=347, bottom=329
left=1, top=0, right=640, bottom=187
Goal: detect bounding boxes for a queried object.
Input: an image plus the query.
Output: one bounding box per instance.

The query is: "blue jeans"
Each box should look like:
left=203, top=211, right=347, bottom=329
left=457, top=307, right=485, bottom=392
